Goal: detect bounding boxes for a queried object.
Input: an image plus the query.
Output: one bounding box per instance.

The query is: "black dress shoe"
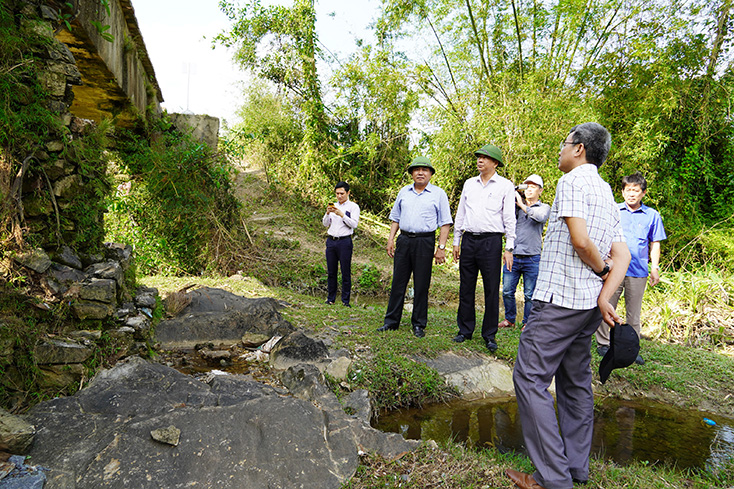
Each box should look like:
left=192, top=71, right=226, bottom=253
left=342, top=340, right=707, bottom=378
left=376, top=325, right=398, bottom=332
left=452, top=334, right=468, bottom=343
left=486, top=339, right=498, bottom=353
left=325, top=300, right=335, bottom=305
left=412, top=327, right=425, bottom=338
left=342, top=303, right=351, bottom=307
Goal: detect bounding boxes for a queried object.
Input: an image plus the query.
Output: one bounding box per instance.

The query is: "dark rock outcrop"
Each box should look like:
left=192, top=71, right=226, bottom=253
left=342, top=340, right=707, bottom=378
left=270, top=330, right=329, bottom=370
left=25, top=356, right=417, bottom=488
left=155, top=287, right=294, bottom=349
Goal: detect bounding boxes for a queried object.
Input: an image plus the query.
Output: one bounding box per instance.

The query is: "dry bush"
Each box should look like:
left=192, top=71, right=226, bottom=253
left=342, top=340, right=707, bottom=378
left=163, top=285, right=196, bottom=318
left=643, top=269, right=734, bottom=349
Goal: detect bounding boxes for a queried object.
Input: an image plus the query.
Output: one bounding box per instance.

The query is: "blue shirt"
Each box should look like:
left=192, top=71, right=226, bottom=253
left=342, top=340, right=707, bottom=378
left=389, top=182, right=453, bottom=233
left=619, top=202, right=666, bottom=278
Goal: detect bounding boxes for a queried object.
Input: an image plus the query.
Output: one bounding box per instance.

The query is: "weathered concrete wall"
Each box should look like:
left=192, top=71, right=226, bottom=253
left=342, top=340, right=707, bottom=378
left=170, top=113, right=220, bottom=151
left=54, top=0, right=163, bottom=123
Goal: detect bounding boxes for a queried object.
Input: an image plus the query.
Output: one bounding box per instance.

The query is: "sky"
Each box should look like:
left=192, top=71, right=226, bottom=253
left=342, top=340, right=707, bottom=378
left=132, top=0, right=380, bottom=128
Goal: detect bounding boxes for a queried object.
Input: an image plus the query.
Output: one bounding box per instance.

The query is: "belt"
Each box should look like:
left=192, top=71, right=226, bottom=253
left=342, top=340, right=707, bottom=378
left=400, top=231, right=435, bottom=238
left=465, top=232, right=502, bottom=238
left=328, top=235, right=352, bottom=241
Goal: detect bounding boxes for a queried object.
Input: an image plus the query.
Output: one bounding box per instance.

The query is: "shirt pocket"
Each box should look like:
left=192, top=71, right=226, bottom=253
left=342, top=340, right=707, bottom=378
left=484, top=194, right=503, bottom=213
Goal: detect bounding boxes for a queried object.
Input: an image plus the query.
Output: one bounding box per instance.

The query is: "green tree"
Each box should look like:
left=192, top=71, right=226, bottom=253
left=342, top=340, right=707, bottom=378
left=217, top=0, right=332, bottom=199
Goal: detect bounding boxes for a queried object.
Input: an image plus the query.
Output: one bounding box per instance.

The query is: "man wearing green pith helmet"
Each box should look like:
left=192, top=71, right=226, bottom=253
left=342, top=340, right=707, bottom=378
left=377, top=156, right=452, bottom=338
left=451, top=144, right=516, bottom=353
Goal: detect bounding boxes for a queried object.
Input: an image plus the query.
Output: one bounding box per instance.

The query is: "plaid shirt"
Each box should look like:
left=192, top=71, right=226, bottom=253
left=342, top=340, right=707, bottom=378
left=533, top=164, right=625, bottom=310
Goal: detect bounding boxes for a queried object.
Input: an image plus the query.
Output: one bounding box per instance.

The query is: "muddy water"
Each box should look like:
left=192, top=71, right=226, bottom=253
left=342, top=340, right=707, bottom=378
left=373, top=397, right=734, bottom=471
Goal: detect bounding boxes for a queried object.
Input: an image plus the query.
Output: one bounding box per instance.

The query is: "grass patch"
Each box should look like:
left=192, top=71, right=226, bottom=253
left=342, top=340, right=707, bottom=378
left=343, top=442, right=734, bottom=488
left=348, top=351, right=459, bottom=413
left=642, top=267, right=734, bottom=350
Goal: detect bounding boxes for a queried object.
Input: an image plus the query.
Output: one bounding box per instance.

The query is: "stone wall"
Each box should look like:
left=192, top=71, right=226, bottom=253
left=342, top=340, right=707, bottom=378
left=10, top=1, right=107, bottom=251
left=3, top=243, right=158, bottom=399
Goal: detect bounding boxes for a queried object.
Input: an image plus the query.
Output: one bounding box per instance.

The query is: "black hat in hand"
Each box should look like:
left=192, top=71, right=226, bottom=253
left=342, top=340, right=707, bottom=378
left=599, top=322, right=640, bottom=384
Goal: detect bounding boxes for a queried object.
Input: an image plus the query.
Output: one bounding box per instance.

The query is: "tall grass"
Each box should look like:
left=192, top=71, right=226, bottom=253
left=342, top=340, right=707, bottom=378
left=643, top=268, right=734, bottom=351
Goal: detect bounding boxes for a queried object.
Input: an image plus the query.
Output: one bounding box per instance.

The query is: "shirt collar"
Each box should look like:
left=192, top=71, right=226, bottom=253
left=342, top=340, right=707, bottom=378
left=570, top=163, right=598, bottom=175
left=410, top=183, right=433, bottom=193
left=474, top=173, right=499, bottom=185
left=619, top=202, right=648, bottom=213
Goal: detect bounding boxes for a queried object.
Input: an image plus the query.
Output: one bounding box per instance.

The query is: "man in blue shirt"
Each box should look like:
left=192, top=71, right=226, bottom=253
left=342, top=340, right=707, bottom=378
left=595, top=171, right=666, bottom=365
left=377, top=157, right=452, bottom=338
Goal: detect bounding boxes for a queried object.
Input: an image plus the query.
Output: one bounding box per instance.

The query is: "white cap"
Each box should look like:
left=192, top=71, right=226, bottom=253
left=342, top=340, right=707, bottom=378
left=524, top=174, right=543, bottom=188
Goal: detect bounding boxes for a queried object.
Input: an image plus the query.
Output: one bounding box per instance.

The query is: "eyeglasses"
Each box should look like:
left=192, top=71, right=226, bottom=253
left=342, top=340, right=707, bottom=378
left=560, top=140, right=579, bottom=151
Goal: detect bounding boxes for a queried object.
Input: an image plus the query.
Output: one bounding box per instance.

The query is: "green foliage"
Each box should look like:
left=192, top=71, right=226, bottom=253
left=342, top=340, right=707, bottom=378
left=357, top=264, right=383, bottom=294
left=219, top=0, right=734, bottom=273
left=57, top=1, right=115, bottom=42
left=222, top=81, right=303, bottom=186
left=642, top=267, right=734, bottom=346
left=218, top=0, right=329, bottom=182
left=329, top=46, right=418, bottom=213
left=0, top=4, right=112, bottom=253
left=0, top=5, right=62, bottom=156
left=0, top=286, right=71, bottom=411
left=105, top=116, right=243, bottom=275
left=348, top=350, right=458, bottom=414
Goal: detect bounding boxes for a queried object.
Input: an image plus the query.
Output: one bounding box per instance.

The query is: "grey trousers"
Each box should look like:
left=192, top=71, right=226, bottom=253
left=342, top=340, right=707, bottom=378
left=513, top=300, right=602, bottom=489
left=595, top=276, right=647, bottom=346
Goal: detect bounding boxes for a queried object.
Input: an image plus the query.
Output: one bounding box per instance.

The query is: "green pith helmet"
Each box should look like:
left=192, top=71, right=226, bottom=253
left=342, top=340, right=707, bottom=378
left=406, top=156, right=436, bottom=174
left=474, top=144, right=504, bottom=167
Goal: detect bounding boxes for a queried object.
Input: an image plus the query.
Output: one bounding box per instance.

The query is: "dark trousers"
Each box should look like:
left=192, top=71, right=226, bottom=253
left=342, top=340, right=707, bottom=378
left=325, top=236, right=353, bottom=304
left=457, top=233, right=502, bottom=341
left=383, top=233, right=435, bottom=330
left=513, top=301, right=602, bottom=488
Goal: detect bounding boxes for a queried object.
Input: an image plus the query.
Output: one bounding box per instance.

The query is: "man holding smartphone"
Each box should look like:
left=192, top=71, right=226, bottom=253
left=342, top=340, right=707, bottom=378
left=323, top=181, right=360, bottom=307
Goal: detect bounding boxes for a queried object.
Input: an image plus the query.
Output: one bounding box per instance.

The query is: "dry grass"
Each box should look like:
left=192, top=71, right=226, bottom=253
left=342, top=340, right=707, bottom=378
left=642, top=269, right=734, bottom=351
left=162, top=285, right=195, bottom=317
left=344, top=443, right=514, bottom=489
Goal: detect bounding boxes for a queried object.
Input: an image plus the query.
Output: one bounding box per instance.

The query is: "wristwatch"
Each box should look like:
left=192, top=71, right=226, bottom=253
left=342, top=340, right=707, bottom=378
left=438, top=244, right=446, bottom=250
left=593, top=263, right=610, bottom=277
left=505, top=248, right=513, bottom=253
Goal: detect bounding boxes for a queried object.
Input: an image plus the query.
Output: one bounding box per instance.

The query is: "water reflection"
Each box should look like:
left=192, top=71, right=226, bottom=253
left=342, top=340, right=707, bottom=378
left=374, top=397, right=734, bottom=471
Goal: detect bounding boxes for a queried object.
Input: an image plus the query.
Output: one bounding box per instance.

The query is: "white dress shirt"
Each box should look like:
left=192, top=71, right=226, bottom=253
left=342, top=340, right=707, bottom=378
left=322, top=200, right=360, bottom=237
left=452, top=173, right=517, bottom=248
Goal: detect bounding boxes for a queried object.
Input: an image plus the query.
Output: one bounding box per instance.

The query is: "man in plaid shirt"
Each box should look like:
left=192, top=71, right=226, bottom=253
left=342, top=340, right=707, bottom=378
left=506, top=123, right=631, bottom=489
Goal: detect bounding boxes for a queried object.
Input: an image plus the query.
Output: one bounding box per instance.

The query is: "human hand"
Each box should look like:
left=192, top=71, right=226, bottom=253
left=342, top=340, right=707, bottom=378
left=515, top=191, right=524, bottom=207
left=387, top=240, right=395, bottom=258
left=434, top=247, right=446, bottom=264
left=598, top=298, right=621, bottom=326
left=649, top=268, right=660, bottom=286
left=452, top=245, right=460, bottom=261
left=503, top=251, right=513, bottom=271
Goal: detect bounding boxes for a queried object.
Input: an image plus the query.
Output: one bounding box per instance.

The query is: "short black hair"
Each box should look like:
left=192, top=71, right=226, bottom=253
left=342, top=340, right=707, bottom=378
left=568, top=122, right=611, bottom=168
left=335, top=181, right=350, bottom=192
left=622, top=172, right=647, bottom=191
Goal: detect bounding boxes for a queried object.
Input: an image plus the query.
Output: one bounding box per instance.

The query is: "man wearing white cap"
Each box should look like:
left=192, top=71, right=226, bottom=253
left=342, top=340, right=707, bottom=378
left=498, top=174, right=550, bottom=328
